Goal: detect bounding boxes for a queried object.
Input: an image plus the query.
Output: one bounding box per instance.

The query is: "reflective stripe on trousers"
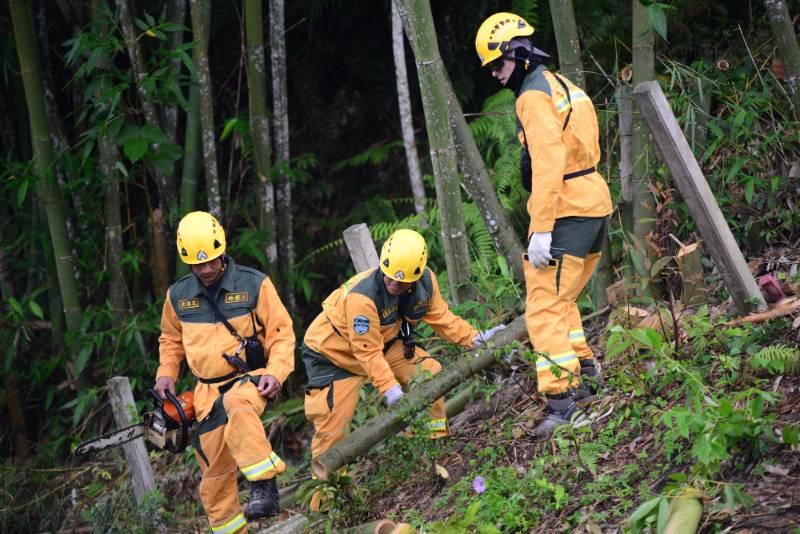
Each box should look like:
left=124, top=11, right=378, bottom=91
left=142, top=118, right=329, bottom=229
left=210, top=513, right=246, bottom=533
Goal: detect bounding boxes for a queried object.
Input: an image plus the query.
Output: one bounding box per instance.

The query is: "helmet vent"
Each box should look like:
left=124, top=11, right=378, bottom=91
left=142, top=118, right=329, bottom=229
left=383, top=259, right=390, bottom=267
left=414, top=267, right=421, bottom=275
left=213, top=239, right=222, bottom=249
left=181, top=248, right=188, bottom=256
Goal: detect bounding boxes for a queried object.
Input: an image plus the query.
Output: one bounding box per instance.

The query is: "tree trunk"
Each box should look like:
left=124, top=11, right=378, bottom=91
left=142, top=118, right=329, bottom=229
left=118, top=0, right=177, bottom=213
left=631, top=0, right=657, bottom=284
left=391, top=1, right=427, bottom=226
left=245, top=0, right=279, bottom=280
left=394, top=0, right=473, bottom=304
left=190, top=0, right=222, bottom=219
left=176, top=80, right=202, bottom=278
left=93, top=0, right=130, bottom=324
left=764, top=0, right=800, bottom=114
left=548, top=0, right=585, bottom=89
left=151, top=209, right=171, bottom=298
left=10, top=0, right=83, bottom=338
left=312, top=315, right=528, bottom=479
left=164, top=0, right=187, bottom=145
left=444, top=78, right=526, bottom=282
left=270, top=0, right=296, bottom=314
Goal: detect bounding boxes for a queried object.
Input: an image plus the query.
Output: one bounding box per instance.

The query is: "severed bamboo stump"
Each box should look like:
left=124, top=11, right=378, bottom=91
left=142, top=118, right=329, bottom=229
left=311, top=315, right=528, bottom=479
left=675, top=242, right=705, bottom=307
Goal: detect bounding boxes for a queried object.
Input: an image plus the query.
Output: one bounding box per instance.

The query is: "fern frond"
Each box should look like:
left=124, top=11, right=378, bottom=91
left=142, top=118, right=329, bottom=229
left=750, top=344, right=800, bottom=375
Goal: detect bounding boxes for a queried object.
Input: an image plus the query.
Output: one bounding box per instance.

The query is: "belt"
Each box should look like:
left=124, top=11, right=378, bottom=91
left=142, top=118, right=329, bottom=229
left=198, top=370, right=240, bottom=384
left=563, top=166, right=595, bottom=180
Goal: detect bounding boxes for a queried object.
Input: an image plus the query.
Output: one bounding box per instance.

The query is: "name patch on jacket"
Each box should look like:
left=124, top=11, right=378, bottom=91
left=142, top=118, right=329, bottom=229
left=353, top=315, right=370, bottom=335
left=224, top=292, right=249, bottom=304
left=178, top=298, right=200, bottom=310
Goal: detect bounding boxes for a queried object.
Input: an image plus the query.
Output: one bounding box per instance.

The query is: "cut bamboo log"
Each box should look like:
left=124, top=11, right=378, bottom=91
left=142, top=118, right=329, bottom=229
left=664, top=495, right=703, bottom=534
left=256, top=514, right=309, bottom=534
left=311, top=315, right=528, bottom=479
left=342, top=519, right=397, bottom=534
left=675, top=242, right=705, bottom=307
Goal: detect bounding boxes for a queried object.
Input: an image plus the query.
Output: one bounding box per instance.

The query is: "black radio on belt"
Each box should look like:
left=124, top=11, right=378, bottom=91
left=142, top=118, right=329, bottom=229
left=399, top=321, right=415, bottom=359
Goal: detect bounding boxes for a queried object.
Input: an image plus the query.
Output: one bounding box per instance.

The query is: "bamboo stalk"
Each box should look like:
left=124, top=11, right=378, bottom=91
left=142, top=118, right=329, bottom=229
left=764, top=0, right=800, bottom=114
left=190, top=0, right=222, bottom=218
left=444, top=78, right=526, bottom=282
left=10, top=0, right=83, bottom=338
left=312, top=315, right=527, bottom=479
left=245, top=0, right=278, bottom=280
left=341, top=520, right=397, bottom=534
left=394, top=0, right=473, bottom=304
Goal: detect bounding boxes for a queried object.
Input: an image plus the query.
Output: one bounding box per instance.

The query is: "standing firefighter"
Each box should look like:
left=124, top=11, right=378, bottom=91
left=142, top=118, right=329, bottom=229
left=155, top=211, right=295, bottom=531
left=475, top=13, right=613, bottom=436
left=302, top=229, right=503, bottom=509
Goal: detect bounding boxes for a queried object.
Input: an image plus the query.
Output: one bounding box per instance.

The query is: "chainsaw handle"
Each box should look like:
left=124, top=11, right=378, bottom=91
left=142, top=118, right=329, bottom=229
left=163, top=390, right=189, bottom=453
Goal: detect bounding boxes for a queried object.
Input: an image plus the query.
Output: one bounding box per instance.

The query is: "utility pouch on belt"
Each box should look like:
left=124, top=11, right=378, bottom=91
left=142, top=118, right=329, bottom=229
left=243, top=313, right=267, bottom=370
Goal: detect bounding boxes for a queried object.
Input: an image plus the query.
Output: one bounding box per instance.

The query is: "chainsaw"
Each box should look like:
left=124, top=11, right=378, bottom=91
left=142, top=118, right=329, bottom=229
left=75, top=389, right=196, bottom=457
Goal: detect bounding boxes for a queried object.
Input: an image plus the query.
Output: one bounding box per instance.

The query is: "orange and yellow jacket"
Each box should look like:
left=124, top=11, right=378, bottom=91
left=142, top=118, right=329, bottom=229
left=303, top=268, right=477, bottom=395
left=157, top=257, right=295, bottom=419
left=516, top=64, right=613, bottom=235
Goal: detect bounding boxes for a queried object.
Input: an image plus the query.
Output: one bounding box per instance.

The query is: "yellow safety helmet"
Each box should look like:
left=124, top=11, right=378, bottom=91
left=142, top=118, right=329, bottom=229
left=379, top=229, right=427, bottom=283
left=176, top=211, right=226, bottom=265
left=475, top=12, right=535, bottom=67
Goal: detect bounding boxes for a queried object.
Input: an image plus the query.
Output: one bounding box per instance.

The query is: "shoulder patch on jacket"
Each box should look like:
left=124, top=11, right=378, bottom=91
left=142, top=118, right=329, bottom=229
left=353, top=315, right=370, bottom=335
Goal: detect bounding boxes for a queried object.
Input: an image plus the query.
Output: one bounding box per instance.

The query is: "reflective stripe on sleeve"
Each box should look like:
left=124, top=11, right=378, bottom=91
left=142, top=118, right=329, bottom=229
left=536, top=351, right=579, bottom=371
left=242, top=451, right=284, bottom=481
left=210, top=513, right=246, bottom=533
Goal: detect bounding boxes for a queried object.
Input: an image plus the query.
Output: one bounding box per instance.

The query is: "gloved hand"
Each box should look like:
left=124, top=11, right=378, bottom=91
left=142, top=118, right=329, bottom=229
left=528, top=232, right=553, bottom=268
left=384, top=384, right=404, bottom=406
left=473, top=324, right=507, bottom=348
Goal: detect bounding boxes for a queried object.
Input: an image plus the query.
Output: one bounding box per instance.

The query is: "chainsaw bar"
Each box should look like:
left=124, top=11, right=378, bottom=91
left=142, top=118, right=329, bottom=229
left=74, top=423, right=145, bottom=456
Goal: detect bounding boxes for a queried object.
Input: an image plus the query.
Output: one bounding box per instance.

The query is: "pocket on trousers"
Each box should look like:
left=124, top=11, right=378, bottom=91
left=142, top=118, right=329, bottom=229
left=304, top=385, right=331, bottom=420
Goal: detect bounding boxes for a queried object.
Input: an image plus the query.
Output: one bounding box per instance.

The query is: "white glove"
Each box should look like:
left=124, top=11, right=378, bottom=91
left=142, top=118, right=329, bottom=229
left=384, top=384, right=404, bottom=406
left=473, top=324, right=506, bottom=348
left=527, top=232, right=553, bottom=268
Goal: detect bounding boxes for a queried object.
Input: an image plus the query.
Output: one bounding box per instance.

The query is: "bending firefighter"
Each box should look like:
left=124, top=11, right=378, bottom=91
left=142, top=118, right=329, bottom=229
left=476, top=13, right=613, bottom=436
left=155, top=211, right=295, bottom=532
left=302, top=229, right=503, bottom=509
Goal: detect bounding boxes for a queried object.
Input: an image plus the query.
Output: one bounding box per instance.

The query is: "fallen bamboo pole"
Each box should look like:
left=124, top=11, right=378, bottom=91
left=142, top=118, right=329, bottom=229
left=311, top=315, right=528, bottom=479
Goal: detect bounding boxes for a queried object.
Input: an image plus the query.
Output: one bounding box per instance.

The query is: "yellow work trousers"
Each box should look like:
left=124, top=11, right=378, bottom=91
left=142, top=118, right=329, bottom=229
left=524, top=251, right=601, bottom=395
left=195, top=378, right=286, bottom=533
left=304, top=342, right=446, bottom=460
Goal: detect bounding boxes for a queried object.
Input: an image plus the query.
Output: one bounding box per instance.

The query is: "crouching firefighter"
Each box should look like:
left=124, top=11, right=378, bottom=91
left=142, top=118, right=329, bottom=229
left=301, top=229, right=504, bottom=511
left=155, top=211, right=295, bottom=532
left=475, top=13, right=613, bottom=437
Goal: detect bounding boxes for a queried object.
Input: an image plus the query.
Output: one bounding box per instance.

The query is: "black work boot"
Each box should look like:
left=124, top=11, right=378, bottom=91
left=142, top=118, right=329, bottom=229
left=244, top=477, right=280, bottom=520
left=574, top=359, right=604, bottom=406
left=532, top=390, right=582, bottom=438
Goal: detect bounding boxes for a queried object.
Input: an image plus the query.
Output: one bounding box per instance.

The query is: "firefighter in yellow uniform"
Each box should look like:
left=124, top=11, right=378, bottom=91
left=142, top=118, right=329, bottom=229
left=476, top=13, right=613, bottom=437
left=155, top=212, right=295, bottom=532
left=302, top=229, right=504, bottom=508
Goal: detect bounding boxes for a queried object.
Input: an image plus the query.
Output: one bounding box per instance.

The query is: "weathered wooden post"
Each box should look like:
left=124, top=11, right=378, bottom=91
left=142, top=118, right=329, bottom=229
left=632, top=81, right=765, bottom=313
left=106, top=376, right=156, bottom=504
left=343, top=223, right=380, bottom=272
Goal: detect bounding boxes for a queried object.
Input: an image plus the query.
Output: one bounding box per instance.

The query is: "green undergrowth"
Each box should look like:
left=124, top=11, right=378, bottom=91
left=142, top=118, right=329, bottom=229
left=316, top=307, right=799, bottom=533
